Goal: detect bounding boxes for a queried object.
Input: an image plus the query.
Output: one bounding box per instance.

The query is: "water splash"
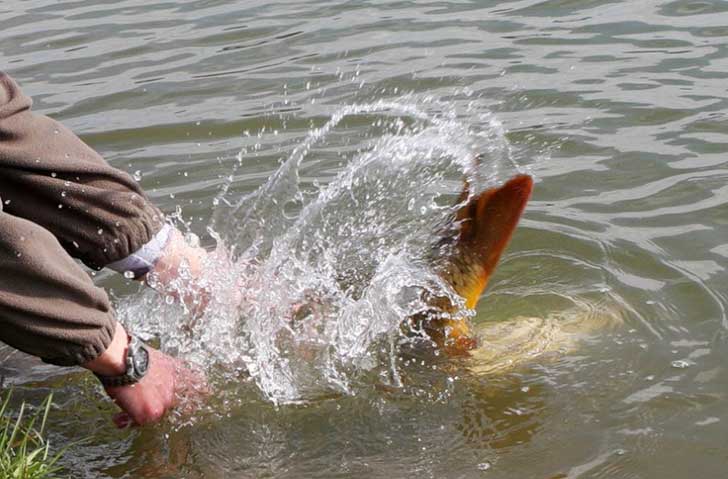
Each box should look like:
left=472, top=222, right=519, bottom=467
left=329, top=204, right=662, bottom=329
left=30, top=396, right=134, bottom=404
left=121, top=97, right=527, bottom=404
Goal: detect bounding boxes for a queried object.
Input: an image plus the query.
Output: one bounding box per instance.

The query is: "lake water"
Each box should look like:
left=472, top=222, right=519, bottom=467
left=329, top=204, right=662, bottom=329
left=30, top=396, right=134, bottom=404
left=2, top=0, right=728, bottom=477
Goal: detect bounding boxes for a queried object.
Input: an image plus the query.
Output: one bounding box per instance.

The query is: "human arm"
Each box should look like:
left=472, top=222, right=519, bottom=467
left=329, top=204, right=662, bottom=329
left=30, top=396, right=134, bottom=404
left=0, top=71, right=211, bottom=313
left=0, top=72, right=207, bottom=425
left=0, top=208, right=203, bottom=426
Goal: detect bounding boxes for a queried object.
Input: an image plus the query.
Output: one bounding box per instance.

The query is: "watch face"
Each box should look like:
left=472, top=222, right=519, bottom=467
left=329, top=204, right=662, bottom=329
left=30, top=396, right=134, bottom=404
left=135, top=345, right=150, bottom=375
left=130, top=340, right=150, bottom=378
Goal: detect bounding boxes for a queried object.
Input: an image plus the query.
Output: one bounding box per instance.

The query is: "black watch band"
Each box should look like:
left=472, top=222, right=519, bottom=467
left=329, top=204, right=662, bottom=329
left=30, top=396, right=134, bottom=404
left=95, top=335, right=151, bottom=387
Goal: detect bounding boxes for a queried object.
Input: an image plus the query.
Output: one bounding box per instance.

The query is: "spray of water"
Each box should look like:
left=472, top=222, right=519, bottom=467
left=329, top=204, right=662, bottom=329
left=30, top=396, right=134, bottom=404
left=120, top=96, right=526, bottom=404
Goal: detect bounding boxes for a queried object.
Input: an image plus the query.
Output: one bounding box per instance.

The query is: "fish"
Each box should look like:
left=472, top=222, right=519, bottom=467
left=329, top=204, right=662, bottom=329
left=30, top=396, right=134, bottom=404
left=412, top=174, right=534, bottom=352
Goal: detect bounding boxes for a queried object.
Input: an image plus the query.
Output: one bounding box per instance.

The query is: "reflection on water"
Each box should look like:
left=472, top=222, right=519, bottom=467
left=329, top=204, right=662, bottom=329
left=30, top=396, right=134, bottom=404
left=2, top=0, right=728, bottom=477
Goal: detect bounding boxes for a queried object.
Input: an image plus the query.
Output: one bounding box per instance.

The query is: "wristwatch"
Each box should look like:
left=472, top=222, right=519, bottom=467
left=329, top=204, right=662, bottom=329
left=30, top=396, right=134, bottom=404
left=95, top=335, right=151, bottom=387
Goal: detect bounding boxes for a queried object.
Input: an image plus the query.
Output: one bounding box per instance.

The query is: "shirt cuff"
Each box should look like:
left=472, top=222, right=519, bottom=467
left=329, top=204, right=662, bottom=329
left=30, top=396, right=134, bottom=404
left=106, top=223, right=173, bottom=278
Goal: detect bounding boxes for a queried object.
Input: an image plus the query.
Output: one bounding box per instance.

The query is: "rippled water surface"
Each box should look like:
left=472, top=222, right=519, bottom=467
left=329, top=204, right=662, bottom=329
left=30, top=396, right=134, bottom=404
left=2, top=1, right=728, bottom=478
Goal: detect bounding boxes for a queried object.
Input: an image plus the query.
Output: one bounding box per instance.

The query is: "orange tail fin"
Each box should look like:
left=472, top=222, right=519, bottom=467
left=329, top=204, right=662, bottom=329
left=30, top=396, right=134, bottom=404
left=448, top=174, right=533, bottom=307
left=425, top=174, right=533, bottom=350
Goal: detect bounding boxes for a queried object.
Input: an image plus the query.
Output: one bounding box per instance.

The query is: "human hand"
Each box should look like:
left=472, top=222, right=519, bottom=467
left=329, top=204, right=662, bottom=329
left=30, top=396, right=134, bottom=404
left=83, top=322, right=207, bottom=427
left=104, top=346, right=208, bottom=428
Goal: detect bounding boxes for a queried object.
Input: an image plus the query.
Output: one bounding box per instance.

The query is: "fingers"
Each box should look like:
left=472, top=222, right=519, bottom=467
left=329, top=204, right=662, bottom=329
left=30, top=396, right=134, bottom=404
left=113, top=412, right=132, bottom=429
left=108, top=385, right=168, bottom=426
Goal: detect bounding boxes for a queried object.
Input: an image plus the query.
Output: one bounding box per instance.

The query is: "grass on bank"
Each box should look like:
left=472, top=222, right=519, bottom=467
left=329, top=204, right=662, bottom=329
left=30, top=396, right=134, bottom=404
left=0, top=392, right=67, bottom=479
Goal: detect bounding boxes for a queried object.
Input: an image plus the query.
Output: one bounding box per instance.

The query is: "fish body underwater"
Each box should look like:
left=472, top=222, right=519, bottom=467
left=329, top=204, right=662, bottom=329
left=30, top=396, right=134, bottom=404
left=414, top=174, right=534, bottom=353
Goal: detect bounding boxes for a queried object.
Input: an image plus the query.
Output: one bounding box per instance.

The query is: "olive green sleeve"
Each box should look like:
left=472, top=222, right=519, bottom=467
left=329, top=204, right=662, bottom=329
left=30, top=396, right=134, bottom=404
left=0, top=72, right=164, bottom=270
left=0, top=209, right=116, bottom=366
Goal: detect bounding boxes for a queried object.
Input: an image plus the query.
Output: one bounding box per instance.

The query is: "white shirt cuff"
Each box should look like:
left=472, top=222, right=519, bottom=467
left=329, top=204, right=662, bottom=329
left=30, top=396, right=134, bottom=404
left=107, top=223, right=173, bottom=278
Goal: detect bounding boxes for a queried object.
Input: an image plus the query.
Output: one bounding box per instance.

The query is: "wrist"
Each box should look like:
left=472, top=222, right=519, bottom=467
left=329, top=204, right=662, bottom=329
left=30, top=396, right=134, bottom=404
left=145, top=228, right=210, bottom=315
left=82, top=322, right=129, bottom=376
left=148, top=229, right=207, bottom=285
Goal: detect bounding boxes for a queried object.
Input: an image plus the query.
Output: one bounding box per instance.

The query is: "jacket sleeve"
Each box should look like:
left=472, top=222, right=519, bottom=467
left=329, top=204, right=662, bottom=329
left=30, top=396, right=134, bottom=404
left=0, top=72, right=164, bottom=270
left=0, top=208, right=116, bottom=366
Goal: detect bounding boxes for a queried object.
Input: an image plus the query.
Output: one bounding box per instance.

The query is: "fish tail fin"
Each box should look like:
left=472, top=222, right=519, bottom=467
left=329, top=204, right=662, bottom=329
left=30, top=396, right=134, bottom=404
left=428, top=174, right=533, bottom=351
left=451, top=174, right=533, bottom=308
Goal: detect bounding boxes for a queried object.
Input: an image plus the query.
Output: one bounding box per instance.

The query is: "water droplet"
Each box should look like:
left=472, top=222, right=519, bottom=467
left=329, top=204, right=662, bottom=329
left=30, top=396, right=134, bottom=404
left=58, top=204, right=63, bottom=209
left=165, top=295, right=175, bottom=305
left=124, top=271, right=135, bottom=279
left=477, top=462, right=491, bottom=471
left=671, top=359, right=691, bottom=369
left=133, top=170, right=142, bottom=181
left=97, top=228, right=104, bottom=235
left=50, top=172, right=57, bottom=178
left=61, top=191, right=67, bottom=197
